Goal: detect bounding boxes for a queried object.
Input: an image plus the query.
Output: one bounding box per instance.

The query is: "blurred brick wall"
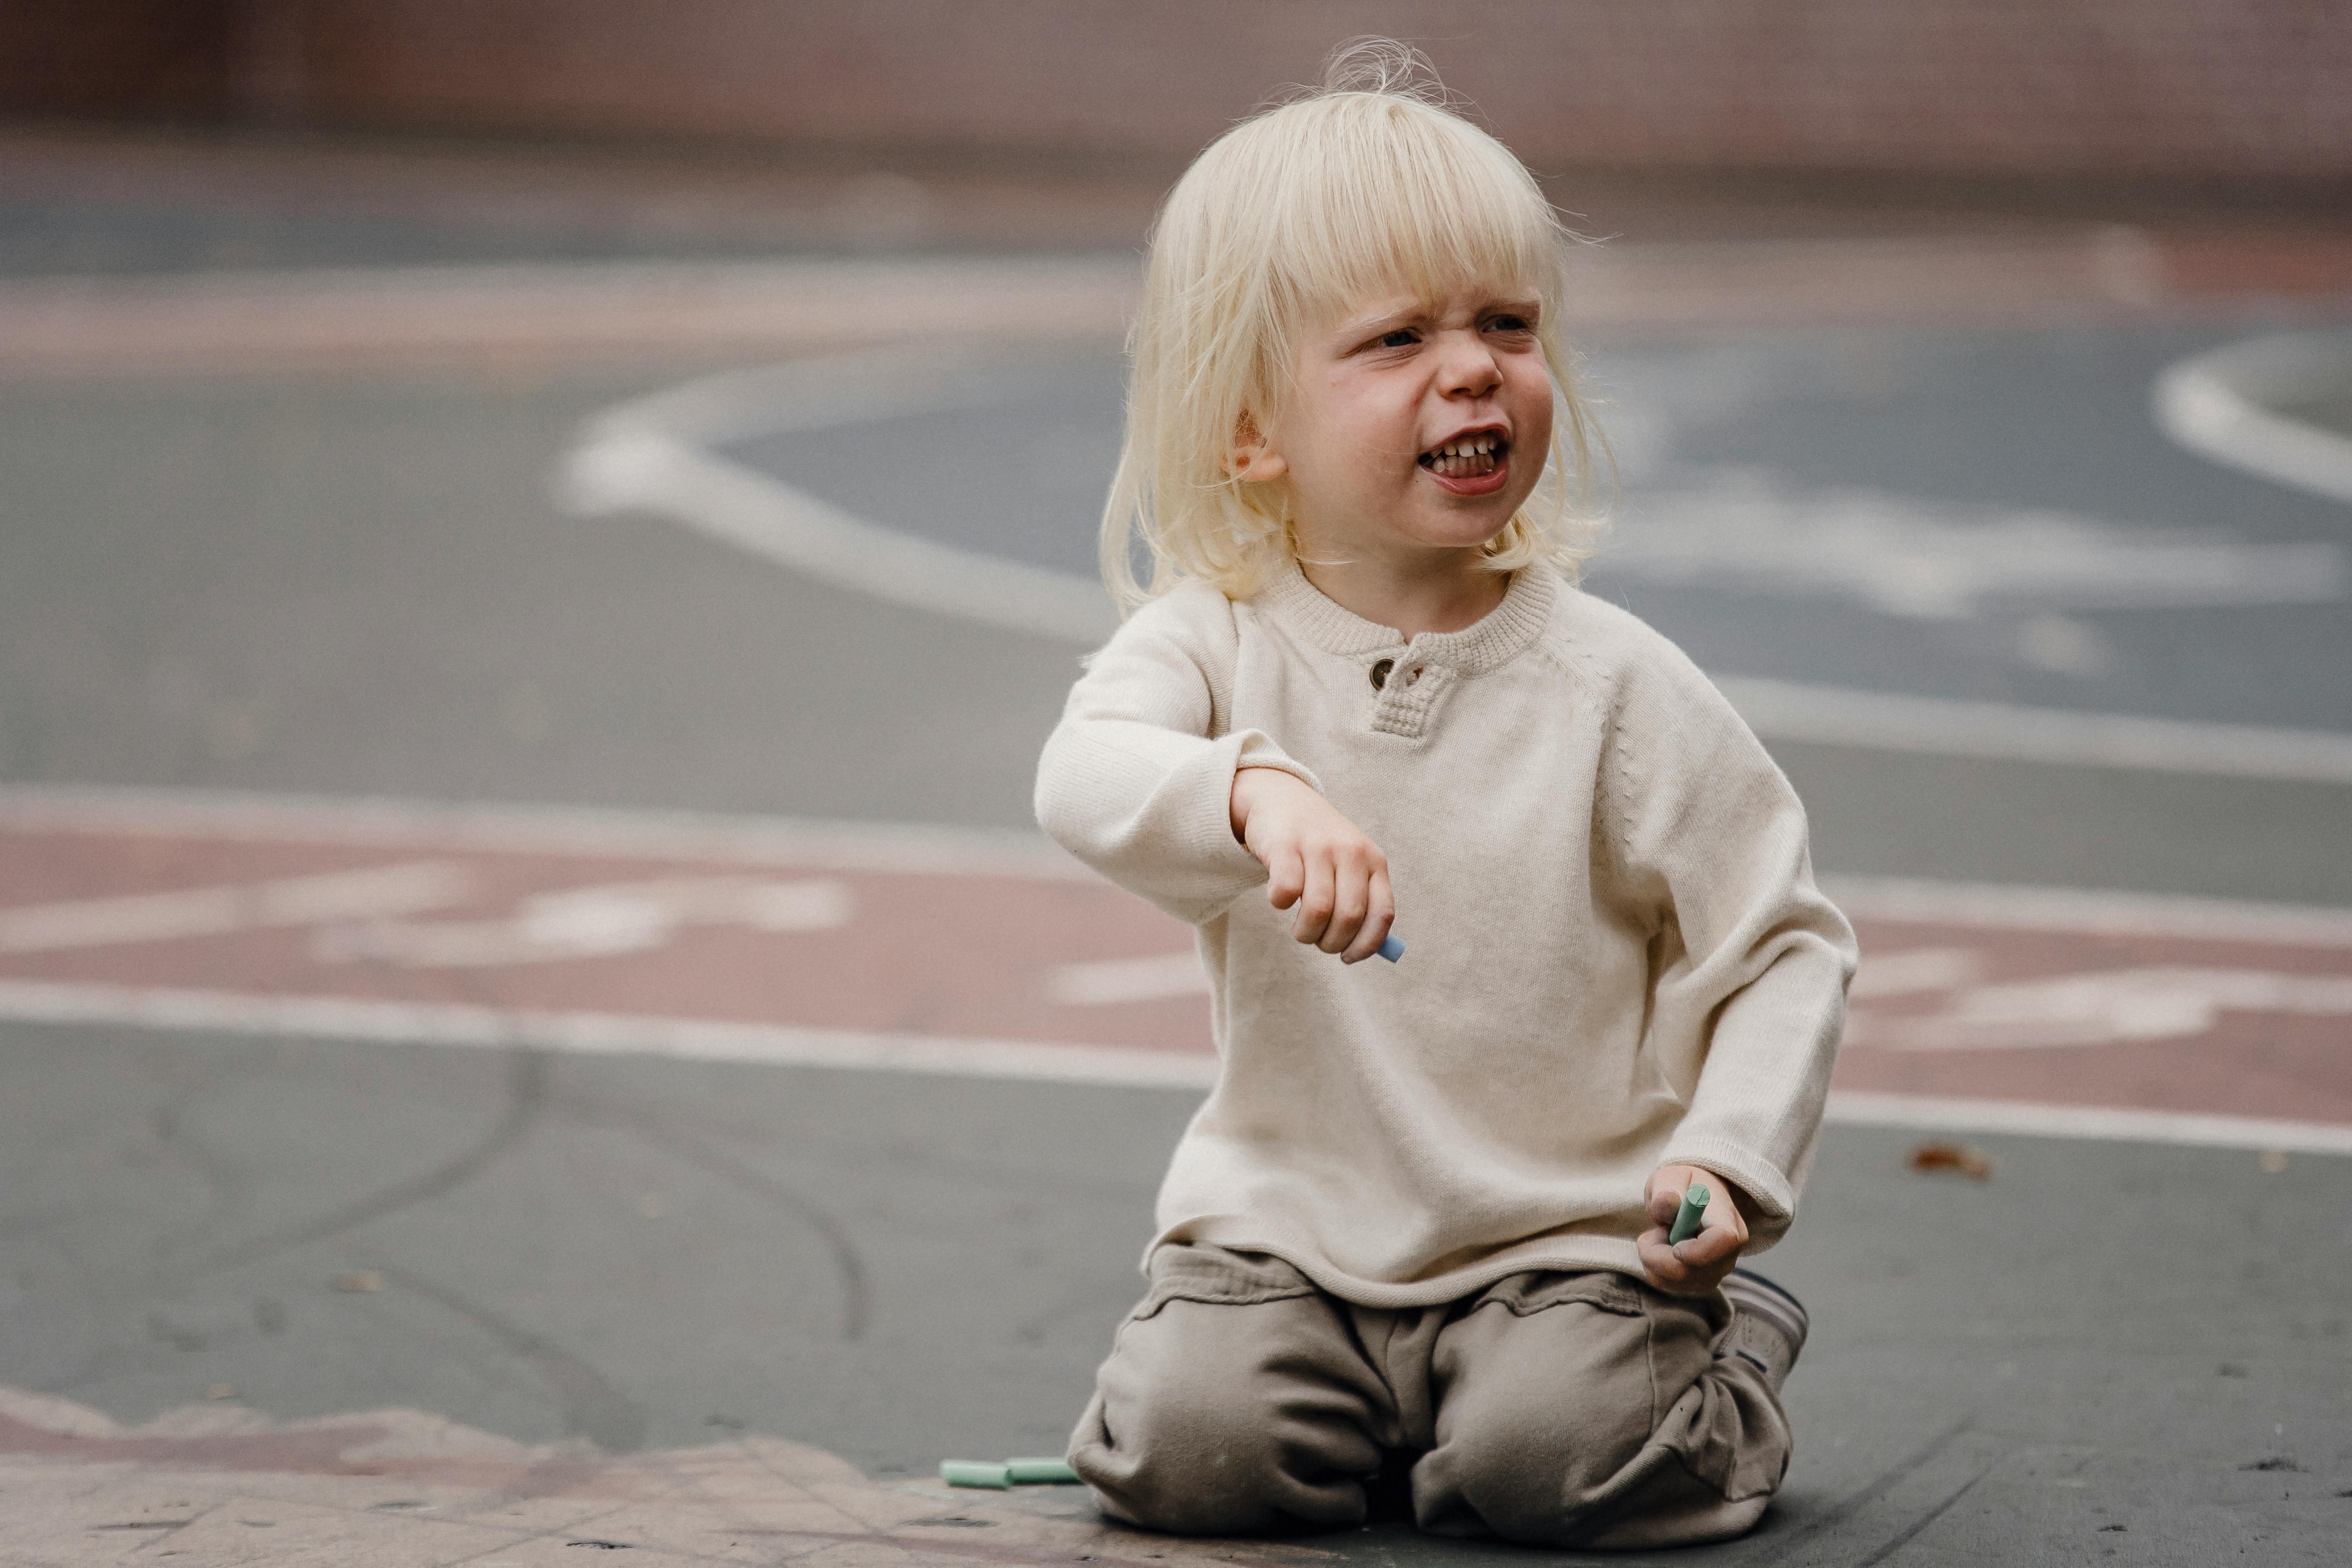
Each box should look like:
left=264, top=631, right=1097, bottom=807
left=9, top=1, right=2349, bottom=182
left=0, top=2, right=235, bottom=118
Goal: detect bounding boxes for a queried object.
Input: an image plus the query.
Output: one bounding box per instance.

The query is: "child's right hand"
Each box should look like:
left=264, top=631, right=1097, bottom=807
left=1229, top=766, right=1396, bottom=964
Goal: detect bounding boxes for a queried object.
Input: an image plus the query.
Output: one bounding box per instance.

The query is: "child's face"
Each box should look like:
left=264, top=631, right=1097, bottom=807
left=1252, top=281, right=1554, bottom=564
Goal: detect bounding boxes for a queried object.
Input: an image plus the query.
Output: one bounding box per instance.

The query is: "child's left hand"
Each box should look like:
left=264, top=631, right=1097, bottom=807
left=1637, top=1163, right=1752, bottom=1295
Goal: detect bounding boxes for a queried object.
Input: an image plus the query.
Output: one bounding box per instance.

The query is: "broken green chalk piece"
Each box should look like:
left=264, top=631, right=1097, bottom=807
left=940, top=1460, right=1012, bottom=1489
left=1668, top=1183, right=1710, bottom=1245
left=1005, top=1458, right=1083, bottom=1485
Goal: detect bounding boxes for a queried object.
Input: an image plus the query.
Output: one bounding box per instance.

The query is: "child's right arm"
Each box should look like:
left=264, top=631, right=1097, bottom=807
left=1035, top=593, right=1392, bottom=960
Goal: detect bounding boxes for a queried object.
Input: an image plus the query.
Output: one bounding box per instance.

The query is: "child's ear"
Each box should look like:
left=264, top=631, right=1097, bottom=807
left=1229, top=410, right=1288, bottom=484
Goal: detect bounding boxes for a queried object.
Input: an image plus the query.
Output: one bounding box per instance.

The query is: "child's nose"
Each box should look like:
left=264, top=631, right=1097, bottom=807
left=1439, top=335, right=1502, bottom=397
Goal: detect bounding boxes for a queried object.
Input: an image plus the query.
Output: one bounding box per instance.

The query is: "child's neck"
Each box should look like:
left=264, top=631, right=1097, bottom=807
left=1297, top=548, right=1509, bottom=642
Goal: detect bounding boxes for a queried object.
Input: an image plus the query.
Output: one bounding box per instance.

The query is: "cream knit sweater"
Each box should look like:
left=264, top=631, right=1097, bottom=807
left=1035, top=560, right=1856, bottom=1307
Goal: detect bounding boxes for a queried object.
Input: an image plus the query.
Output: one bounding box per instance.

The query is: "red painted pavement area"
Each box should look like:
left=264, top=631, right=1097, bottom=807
left=2, top=794, right=2348, bottom=1127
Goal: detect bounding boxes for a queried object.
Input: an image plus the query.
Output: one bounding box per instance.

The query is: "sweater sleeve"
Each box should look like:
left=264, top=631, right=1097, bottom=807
left=1034, top=588, right=1321, bottom=926
left=1598, top=642, right=1858, bottom=1250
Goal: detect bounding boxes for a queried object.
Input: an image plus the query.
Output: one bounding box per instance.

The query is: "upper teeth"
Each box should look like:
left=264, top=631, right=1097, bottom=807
left=1436, top=435, right=1498, bottom=457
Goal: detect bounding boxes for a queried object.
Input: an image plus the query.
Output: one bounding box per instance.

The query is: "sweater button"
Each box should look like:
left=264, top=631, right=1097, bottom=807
left=1370, top=658, right=1394, bottom=691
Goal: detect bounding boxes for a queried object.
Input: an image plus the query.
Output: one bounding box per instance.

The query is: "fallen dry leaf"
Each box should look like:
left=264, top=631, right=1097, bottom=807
left=1909, top=1142, right=1992, bottom=1179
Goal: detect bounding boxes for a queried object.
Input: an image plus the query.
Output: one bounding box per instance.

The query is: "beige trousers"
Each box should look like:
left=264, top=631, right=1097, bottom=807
left=1069, top=1244, right=1790, bottom=1549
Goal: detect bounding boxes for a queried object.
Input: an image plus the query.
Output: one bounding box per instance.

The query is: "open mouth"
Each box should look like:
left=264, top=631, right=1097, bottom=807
left=1418, top=432, right=1506, bottom=479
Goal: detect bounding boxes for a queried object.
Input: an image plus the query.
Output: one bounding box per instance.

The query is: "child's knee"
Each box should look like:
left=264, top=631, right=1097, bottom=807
left=1427, top=1374, right=1780, bottom=1547
left=1424, top=1372, right=1653, bottom=1535
left=1073, top=1360, right=1379, bottom=1534
left=1073, top=1253, right=1389, bottom=1535
left=1419, top=1276, right=1780, bottom=1545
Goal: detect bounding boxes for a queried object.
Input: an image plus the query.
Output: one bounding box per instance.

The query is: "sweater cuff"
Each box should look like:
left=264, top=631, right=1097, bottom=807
left=1171, top=730, right=1309, bottom=922
left=1234, top=731, right=1321, bottom=795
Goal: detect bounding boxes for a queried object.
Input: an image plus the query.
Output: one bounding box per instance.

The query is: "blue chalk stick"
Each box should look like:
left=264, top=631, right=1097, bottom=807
left=1377, top=934, right=1406, bottom=962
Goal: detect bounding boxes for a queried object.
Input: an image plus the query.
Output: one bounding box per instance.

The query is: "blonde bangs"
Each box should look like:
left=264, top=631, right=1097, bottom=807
left=1102, top=43, right=1606, bottom=613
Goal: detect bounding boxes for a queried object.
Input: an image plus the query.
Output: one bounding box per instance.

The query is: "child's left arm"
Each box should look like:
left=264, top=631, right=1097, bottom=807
left=1599, top=646, right=1861, bottom=1274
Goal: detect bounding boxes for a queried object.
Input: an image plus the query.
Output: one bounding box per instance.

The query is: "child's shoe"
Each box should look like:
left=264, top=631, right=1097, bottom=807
left=1718, top=1269, right=1808, bottom=1392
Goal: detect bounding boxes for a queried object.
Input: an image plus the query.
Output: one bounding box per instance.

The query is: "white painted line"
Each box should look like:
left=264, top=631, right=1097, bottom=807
left=1, top=977, right=2341, bottom=1154
left=0, top=782, right=1093, bottom=881
left=0, top=862, right=470, bottom=953
left=1846, top=946, right=1984, bottom=999
left=0, top=979, right=1222, bottom=1091
left=2155, top=332, right=2352, bottom=505
left=7, top=786, right=2350, bottom=936
left=1824, top=1091, right=2352, bottom=1158
left=0, top=257, right=1141, bottom=376
left=1721, top=677, right=2352, bottom=785
left=1822, top=875, right=2352, bottom=947
left=1609, top=474, right=2343, bottom=620
left=556, top=347, right=1120, bottom=644
left=311, top=875, right=853, bottom=967
left=1851, top=965, right=2352, bottom=1051
left=1049, top=952, right=1209, bottom=1006
left=565, top=347, right=2352, bottom=784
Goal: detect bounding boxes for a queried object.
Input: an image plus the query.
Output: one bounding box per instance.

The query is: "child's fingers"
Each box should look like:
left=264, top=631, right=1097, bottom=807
left=1672, top=1220, right=1742, bottom=1270
left=1292, top=851, right=1336, bottom=945
left=1640, top=1227, right=1736, bottom=1295
left=1319, top=855, right=1372, bottom=954
left=1264, top=846, right=1305, bottom=911
left=1339, top=864, right=1396, bottom=963
left=1636, top=1228, right=1704, bottom=1293
left=1646, top=1163, right=1711, bottom=1226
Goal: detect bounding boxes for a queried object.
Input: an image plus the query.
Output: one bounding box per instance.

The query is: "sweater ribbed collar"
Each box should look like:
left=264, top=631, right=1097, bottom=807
left=1258, top=558, right=1557, bottom=677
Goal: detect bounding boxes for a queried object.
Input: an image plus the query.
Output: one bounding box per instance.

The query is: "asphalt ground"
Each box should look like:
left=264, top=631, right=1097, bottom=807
left=5, top=1022, right=2349, bottom=1566
left=3, top=141, right=2351, bottom=1564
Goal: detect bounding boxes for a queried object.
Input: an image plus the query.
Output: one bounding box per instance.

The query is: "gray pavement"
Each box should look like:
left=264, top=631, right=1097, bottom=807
left=7, top=1019, right=2345, bottom=1563
left=0, top=362, right=1080, bottom=829
left=4, top=169, right=2352, bottom=1562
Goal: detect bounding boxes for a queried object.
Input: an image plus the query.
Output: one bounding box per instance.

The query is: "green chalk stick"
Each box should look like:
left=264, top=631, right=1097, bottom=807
left=940, top=1460, right=1012, bottom=1489
left=1668, top=1183, right=1710, bottom=1244
left=1006, top=1458, right=1082, bottom=1485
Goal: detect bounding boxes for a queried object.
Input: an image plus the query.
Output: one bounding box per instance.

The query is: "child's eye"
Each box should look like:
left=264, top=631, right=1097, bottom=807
left=1486, top=313, right=1533, bottom=334
left=1374, top=328, right=1419, bottom=349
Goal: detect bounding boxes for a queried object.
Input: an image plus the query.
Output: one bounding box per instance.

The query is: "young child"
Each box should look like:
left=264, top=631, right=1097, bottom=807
left=1034, top=44, right=1856, bottom=1550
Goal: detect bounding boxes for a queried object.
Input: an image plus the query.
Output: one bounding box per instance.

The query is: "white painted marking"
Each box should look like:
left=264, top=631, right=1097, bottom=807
left=556, top=348, right=1121, bottom=644
left=1876, top=966, right=2352, bottom=1050
left=563, top=349, right=2352, bottom=784
left=0, top=862, right=471, bottom=953
left=0, top=256, right=1142, bottom=376
left=1050, top=951, right=1209, bottom=1006
left=4, top=787, right=2347, bottom=935
left=1823, top=875, right=2352, bottom=948
left=1823, top=1091, right=2352, bottom=1158
left=1849, top=946, right=1984, bottom=999
left=0, top=976, right=2341, bottom=1154
left=1604, top=470, right=2343, bottom=619
left=311, top=875, right=854, bottom=967
left=1726, top=679, right=2352, bottom=785
left=2155, top=332, right=2352, bottom=505
left=0, top=783, right=1091, bottom=881
left=0, top=979, right=1220, bottom=1091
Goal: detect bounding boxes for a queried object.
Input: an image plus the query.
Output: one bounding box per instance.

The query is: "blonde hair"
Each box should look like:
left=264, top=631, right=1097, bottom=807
left=1101, top=39, right=1605, bottom=613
